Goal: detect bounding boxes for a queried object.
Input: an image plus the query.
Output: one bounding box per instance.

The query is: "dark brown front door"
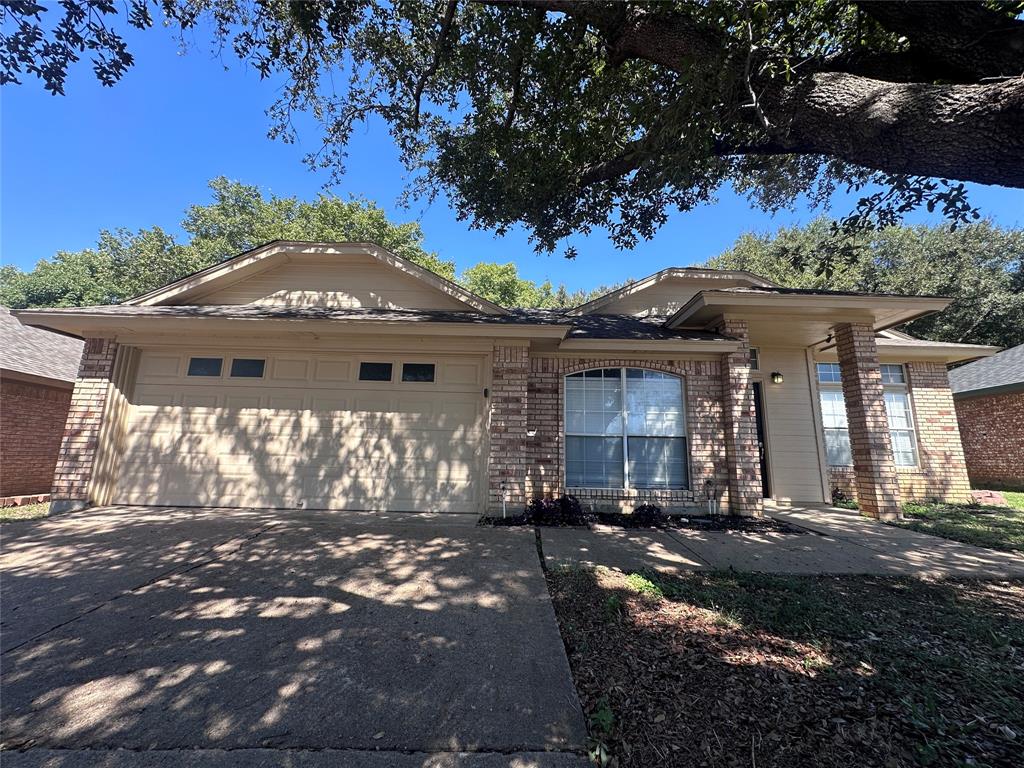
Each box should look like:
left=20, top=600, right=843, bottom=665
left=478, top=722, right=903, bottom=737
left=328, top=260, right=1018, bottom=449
left=752, top=382, right=771, bottom=498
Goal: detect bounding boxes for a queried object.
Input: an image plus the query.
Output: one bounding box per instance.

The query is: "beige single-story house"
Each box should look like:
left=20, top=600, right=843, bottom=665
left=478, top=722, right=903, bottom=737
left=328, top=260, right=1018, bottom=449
left=12, top=241, right=997, bottom=520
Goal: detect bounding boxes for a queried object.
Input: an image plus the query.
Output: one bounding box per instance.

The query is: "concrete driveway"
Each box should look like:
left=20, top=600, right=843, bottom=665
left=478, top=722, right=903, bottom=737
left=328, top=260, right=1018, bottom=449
left=1, top=507, right=588, bottom=768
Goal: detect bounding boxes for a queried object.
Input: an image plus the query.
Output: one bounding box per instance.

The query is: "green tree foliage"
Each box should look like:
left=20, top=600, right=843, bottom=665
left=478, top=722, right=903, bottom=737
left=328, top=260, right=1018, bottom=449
left=5, top=1, right=1021, bottom=255
left=708, top=219, right=1024, bottom=348
left=0, top=178, right=454, bottom=307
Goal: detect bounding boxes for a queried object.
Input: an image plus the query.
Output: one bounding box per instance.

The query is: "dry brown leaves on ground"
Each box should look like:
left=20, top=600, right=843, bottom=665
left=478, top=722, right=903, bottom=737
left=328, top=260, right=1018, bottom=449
left=548, top=568, right=1024, bottom=768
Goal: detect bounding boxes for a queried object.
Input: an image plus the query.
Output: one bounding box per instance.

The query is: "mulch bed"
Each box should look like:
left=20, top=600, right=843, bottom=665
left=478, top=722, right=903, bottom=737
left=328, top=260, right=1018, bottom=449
left=549, top=567, right=1024, bottom=768
left=479, top=513, right=806, bottom=534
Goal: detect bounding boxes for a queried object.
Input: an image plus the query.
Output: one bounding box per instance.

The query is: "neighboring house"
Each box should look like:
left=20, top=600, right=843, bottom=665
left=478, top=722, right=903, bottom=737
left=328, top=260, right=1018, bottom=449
left=949, top=344, right=1024, bottom=490
left=11, top=242, right=997, bottom=520
left=1, top=307, right=85, bottom=500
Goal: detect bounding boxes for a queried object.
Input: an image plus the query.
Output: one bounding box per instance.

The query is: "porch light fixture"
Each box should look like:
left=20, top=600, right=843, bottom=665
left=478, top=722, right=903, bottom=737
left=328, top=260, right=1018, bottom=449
left=770, top=371, right=784, bottom=384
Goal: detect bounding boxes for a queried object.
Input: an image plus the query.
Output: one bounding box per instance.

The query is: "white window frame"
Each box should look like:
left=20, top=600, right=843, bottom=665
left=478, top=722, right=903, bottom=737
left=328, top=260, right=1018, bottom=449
left=816, top=362, right=920, bottom=468
left=564, top=367, right=690, bottom=490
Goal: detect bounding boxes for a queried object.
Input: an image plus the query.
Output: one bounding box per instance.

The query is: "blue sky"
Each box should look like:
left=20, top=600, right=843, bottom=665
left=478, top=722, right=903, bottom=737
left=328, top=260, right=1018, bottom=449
left=3, top=20, right=1023, bottom=294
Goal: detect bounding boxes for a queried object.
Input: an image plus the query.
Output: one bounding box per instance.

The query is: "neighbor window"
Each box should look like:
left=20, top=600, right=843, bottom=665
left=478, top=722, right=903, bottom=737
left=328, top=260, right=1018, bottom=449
left=230, top=358, right=265, bottom=378
left=402, top=363, right=435, bottom=382
left=565, top=368, right=688, bottom=490
left=816, top=362, right=918, bottom=467
left=187, top=357, right=222, bottom=377
left=359, top=362, right=393, bottom=381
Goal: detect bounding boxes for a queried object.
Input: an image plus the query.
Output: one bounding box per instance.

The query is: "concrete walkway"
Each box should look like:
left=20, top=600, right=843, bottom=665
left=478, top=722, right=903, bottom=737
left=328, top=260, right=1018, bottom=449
left=541, top=504, right=1024, bottom=578
left=1, top=507, right=588, bottom=768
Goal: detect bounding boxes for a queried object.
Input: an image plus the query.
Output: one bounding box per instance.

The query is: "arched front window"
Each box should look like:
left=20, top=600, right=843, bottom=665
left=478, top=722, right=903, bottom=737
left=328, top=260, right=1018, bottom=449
left=565, top=368, right=688, bottom=490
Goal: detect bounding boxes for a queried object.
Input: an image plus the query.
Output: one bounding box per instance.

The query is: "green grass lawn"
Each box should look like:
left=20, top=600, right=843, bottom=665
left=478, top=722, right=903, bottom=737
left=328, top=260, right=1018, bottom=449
left=549, top=567, right=1024, bottom=768
left=893, top=501, right=1024, bottom=553
left=0, top=502, right=49, bottom=523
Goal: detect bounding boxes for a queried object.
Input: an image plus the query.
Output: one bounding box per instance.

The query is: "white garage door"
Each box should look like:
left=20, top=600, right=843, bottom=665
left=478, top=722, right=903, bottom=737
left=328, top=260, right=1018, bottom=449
left=113, top=349, right=487, bottom=513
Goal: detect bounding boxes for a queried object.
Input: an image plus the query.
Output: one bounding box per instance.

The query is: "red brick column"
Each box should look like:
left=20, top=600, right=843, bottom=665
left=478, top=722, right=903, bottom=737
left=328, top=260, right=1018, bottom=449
left=907, top=362, right=971, bottom=502
left=487, top=343, right=529, bottom=512
left=716, top=319, right=763, bottom=517
left=50, top=339, right=118, bottom=513
left=833, top=323, right=900, bottom=519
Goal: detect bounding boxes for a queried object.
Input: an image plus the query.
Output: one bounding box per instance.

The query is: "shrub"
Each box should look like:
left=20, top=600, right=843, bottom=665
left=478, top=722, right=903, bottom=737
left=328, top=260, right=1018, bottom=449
left=628, top=503, right=664, bottom=528
left=526, top=495, right=588, bottom=526
left=831, top=487, right=858, bottom=510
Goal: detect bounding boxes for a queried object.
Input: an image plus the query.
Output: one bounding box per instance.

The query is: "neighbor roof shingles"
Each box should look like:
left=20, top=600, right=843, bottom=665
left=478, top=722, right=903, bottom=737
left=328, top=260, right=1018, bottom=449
left=1, top=307, right=84, bottom=382
left=948, top=344, right=1024, bottom=395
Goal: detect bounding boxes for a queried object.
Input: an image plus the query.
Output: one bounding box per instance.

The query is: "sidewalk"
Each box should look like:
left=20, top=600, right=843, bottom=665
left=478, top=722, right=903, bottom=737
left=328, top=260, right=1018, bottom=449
left=540, top=504, right=1024, bottom=578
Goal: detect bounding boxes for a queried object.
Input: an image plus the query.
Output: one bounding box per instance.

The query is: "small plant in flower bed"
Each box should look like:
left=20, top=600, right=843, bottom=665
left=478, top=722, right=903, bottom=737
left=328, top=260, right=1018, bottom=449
left=597, top=504, right=667, bottom=529
left=831, top=487, right=859, bottom=510
left=528, top=495, right=589, bottom=526
left=478, top=495, right=590, bottom=527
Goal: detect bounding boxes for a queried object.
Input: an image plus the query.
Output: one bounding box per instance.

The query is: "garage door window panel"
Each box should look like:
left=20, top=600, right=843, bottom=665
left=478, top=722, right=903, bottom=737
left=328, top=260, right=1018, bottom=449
left=230, top=358, right=266, bottom=378
left=187, top=357, right=223, bottom=377
left=402, top=363, right=436, bottom=383
left=359, top=362, right=393, bottom=382
left=565, top=368, right=688, bottom=490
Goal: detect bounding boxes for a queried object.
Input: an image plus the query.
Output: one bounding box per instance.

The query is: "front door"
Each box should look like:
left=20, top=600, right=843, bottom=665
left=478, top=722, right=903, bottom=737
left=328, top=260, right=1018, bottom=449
left=752, top=382, right=771, bottom=498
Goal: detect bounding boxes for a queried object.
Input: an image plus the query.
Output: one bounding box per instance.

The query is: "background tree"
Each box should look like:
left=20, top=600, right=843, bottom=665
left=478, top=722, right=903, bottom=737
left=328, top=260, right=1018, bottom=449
left=708, top=219, right=1024, bottom=348
left=4, top=1, right=1022, bottom=255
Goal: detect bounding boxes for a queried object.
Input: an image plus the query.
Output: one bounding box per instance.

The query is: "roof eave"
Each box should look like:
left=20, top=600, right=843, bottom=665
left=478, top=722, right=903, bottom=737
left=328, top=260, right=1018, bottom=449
left=12, top=310, right=572, bottom=340
left=557, top=338, right=741, bottom=353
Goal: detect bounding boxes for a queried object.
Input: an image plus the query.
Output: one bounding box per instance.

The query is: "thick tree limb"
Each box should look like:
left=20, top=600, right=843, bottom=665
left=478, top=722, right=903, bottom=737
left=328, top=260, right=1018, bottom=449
left=765, top=74, right=1024, bottom=188
left=857, top=1, right=1024, bottom=81
left=412, top=0, right=458, bottom=129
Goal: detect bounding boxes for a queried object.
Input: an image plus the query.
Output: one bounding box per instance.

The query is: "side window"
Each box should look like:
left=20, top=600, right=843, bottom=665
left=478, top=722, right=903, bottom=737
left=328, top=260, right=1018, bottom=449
left=359, top=362, right=393, bottom=382
left=749, top=347, right=759, bottom=371
left=187, top=357, right=223, bottom=377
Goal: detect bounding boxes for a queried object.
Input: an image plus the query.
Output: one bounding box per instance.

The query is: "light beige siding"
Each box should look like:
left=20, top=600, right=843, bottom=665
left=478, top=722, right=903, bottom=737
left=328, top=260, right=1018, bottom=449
left=596, top=277, right=756, bottom=316
left=757, top=347, right=826, bottom=503
left=112, top=348, right=487, bottom=512
left=192, top=253, right=469, bottom=310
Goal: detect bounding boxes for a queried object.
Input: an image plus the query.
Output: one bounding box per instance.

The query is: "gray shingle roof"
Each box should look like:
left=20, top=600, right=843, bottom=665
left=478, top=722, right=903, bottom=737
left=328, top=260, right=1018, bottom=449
left=948, top=344, right=1024, bottom=396
left=1, top=307, right=84, bottom=382
left=15, top=305, right=731, bottom=342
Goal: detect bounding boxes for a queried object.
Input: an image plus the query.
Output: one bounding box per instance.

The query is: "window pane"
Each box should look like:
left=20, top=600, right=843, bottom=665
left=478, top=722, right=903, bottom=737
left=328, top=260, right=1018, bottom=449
left=824, top=429, right=852, bottom=466
left=565, top=436, right=624, bottom=487
left=891, top=429, right=918, bottom=466
left=359, top=362, right=393, bottom=381
left=402, top=363, right=435, bottom=382
left=819, top=390, right=848, bottom=429
left=880, top=364, right=906, bottom=384
left=565, top=369, right=622, bottom=435
left=230, top=358, right=265, bottom=378
left=749, top=347, right=759, bottom=370
left=628, top=437, right=688, bottom=489
left=187, top=357, right=222, bottom=377
left=625, top=369, right=685, bottom=436
left=816, top=362, right=842, bottom=383
left=884, top=391, right=913, bottom=430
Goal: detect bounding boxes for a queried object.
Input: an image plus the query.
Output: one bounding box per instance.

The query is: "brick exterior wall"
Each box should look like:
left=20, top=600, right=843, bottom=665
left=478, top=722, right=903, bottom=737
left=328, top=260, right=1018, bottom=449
left=0, top=377, right=73, bottom=497
left=51, top=339, right=118, bottom=512
left=523, top=357, right=729, bottom=514
left=486, top=343, right=529, bottom=511
left=715, top=319, right=764, bottom=516
left=955, top=390, right=1024, bottom=489
left=827, top=361, right=974, bottom=505
left=834, top=323, right=901, bottom=519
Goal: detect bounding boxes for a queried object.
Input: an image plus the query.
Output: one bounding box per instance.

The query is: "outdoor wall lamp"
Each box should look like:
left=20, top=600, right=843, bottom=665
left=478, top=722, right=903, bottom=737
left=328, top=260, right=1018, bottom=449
left=770, top=371, right=784, bottom=384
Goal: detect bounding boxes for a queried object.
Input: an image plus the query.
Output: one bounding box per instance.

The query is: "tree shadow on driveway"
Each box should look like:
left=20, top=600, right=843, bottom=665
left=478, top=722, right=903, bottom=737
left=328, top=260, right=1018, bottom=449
left=1, top=510, right=586, bottom=754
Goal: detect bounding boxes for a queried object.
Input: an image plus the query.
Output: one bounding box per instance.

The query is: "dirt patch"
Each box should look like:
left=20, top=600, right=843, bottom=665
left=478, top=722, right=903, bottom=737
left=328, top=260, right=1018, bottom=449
left=549, top=567, right=1024, bottom=768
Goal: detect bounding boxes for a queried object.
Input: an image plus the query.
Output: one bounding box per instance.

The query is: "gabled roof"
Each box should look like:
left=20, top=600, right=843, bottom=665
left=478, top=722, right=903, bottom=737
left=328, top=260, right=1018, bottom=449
left=949, top=344, right=1024, bottom=397
left=0, top=306, right=84, bottom=383
left=567, top=267, right=778, bottom=315
left=123, top=240, right=509, bottom=315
